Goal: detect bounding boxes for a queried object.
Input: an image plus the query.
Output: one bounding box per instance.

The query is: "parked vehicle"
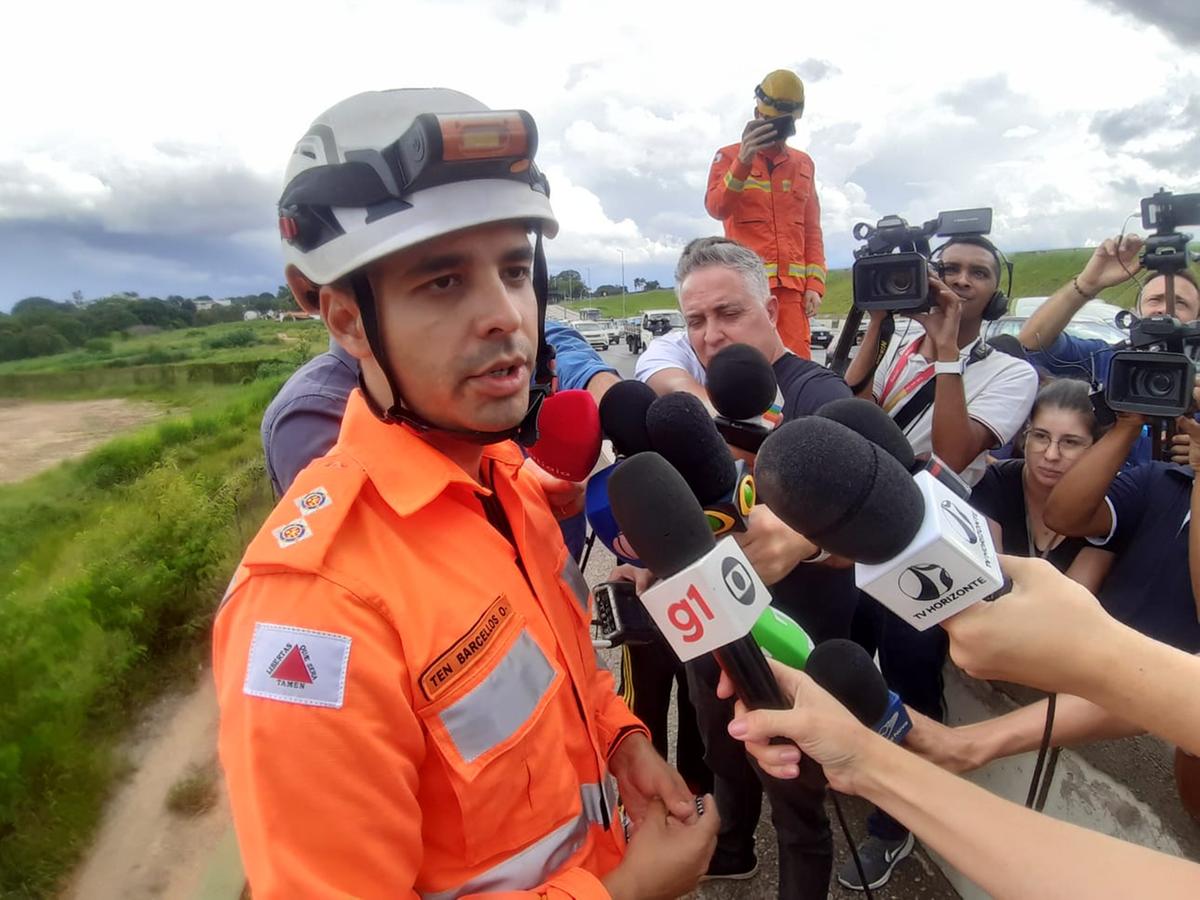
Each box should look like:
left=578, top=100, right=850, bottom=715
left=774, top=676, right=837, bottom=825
left=625, top=309, right=685, bottom=353
left=571, top=320, right=611, bottom=351
left=810, top=327, right=833, bottom=349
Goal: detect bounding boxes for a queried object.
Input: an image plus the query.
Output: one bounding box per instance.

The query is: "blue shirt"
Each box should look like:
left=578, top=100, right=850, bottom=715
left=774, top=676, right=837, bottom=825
left=260, top=321, right=617, bottom=558
left=1028, top=333, right=1115, bottom=387
left=1093, top=461, right=1200, bottom=652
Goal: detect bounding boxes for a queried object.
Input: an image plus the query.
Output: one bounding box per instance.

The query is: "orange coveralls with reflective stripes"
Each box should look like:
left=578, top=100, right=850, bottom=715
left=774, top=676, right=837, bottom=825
left=213, top=389, right=647, bottom=899
left=705, top=142, right=826, bottom=358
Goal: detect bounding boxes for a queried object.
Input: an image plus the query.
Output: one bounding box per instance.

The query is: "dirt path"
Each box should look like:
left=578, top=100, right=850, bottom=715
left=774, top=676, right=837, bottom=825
left=62, top=677, right=233, bottom=900
left=0, top=398, right=162, bottom=484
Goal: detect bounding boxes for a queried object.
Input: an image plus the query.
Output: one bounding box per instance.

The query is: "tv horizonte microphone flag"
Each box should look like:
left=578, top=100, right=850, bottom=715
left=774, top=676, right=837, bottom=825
left=855, top=470, right=1003, bottom=630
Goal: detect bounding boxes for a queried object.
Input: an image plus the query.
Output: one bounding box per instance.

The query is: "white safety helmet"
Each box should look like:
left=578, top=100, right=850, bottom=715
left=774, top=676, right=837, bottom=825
left=276, top=88, right=560, bottom=445
left=279, top=88, right=558, bottom=291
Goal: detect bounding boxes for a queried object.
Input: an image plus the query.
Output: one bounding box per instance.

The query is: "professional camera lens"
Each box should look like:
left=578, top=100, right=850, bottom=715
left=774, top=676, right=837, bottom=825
left=880, top=268, right=915, bottom=296
left=1132, top=367, right=1181, bottom=400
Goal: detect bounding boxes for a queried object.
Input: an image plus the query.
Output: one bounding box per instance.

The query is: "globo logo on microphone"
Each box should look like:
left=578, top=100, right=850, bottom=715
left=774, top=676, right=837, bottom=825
left=641, top=538, right=771, bottom=661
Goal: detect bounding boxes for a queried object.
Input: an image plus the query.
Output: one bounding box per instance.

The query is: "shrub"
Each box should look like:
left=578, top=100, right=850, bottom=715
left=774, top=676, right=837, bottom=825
left=203, top=330, right=259, bottom=350
left=84, top=338, right=112, bottom=353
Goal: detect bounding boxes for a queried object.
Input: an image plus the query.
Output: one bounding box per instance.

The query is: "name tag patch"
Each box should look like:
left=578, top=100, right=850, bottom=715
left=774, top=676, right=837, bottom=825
left=243, top=623, right=351, bottom=709
left=420, top=595, right=515, bottom=701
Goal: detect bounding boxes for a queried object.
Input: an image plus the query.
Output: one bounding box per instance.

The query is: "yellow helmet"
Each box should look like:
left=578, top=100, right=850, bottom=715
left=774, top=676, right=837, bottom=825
left=755, top=70, right=805, bottom=118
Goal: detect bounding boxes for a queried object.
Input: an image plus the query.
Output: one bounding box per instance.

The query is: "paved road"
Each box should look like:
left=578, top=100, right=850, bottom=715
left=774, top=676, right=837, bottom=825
left=596, top=342, right=830, bottom=380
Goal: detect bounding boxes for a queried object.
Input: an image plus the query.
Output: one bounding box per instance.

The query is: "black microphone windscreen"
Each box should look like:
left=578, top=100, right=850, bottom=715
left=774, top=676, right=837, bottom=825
left=805, top=639, right=889, bottom=726
left=817, top=397, right=916, bottom=471
left=755, top=418, right=924, bottom=564
left=607, top=452, right=715, bottom=579
left=599, top=379, right=657, bottom=458
left=707, top=343, right=778, bottom=421
left=646, top=392, right=737, bottom=505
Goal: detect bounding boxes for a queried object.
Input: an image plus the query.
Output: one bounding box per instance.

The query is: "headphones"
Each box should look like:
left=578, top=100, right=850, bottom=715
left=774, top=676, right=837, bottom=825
left=932, top=237, right=1012, bottom=321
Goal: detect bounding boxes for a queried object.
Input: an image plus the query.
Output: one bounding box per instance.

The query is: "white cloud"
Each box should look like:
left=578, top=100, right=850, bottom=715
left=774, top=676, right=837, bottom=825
left=2, top=0, right=1199, bottom=305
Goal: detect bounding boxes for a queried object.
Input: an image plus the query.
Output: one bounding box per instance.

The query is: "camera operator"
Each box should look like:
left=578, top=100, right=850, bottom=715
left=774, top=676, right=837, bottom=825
left=838, top=236, right=1038, bottom=890
left=1018, top=235, right=1200, bottom=384
left=634, top=237, right=858, bottom=897
left=705, top=69, right=825, bottom=359
left=1042, top=394, right=1200, bottom=653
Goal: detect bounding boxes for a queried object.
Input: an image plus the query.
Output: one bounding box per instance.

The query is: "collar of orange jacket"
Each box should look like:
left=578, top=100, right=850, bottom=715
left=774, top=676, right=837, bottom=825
left=335, top=388, right=524, bottom=517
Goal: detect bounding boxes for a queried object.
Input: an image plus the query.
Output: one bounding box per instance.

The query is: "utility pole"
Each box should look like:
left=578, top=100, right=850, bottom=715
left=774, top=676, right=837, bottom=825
left=617, top=249, right=626, bottom=319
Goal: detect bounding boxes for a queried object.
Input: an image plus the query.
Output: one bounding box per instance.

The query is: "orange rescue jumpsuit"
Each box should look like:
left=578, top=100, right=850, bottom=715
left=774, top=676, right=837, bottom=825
left=214, top=389, right=647, bottom=899
left=705, top=142, right=826, bottom=358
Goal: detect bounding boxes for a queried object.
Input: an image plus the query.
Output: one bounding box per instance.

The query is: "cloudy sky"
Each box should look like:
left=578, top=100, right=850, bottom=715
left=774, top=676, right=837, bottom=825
left=2, top=0, right=1198, bottom=308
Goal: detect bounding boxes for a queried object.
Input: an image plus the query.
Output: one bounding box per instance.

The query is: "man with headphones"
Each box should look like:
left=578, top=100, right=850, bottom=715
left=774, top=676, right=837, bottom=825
left=839, top=236, right=1038, bottom=891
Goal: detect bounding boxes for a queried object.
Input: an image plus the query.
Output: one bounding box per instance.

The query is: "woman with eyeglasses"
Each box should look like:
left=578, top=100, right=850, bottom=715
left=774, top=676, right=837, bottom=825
left=970, top=378, right=1114, bottom=591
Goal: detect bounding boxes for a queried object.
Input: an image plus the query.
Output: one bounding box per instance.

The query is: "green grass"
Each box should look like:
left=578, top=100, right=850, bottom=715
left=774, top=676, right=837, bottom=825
left=563, top=247, right=1155, bottom=319
left=0, top=374, right=290, bottom=897
left=0, top=318, right=325, bottom=377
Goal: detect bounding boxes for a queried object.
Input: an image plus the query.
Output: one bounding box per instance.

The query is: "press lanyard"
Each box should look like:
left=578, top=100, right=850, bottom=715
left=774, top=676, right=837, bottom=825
left=880, top=338, right=937, bottom=414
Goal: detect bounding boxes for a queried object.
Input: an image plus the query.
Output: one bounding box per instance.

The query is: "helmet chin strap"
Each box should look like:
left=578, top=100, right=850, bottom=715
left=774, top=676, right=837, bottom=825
left=350, top=230, right=553, bottom=447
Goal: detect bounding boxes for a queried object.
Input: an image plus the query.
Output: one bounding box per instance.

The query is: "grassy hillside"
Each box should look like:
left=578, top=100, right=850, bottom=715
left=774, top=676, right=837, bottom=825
left=565, top=247, right=1157, bottom=319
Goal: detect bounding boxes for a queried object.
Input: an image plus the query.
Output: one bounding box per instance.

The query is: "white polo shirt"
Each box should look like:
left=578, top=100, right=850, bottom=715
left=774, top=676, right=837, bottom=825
left=872, top=323, right=1038, bottom=486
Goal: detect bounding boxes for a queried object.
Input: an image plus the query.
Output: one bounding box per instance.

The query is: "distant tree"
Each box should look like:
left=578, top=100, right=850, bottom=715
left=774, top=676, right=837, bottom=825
left=12, top=297, right=65, bottom=317
left=23, top=325, right=69, bottom=357
left=644, top=279, right=661, bottom=291
left=593, top=284, right=624, bottom=297
left=633, top=277, right=646, bottom=291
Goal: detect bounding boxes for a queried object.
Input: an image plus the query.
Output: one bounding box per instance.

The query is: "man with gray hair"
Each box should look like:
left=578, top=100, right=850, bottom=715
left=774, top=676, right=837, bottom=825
left=633, top=236, right=857, bottom=897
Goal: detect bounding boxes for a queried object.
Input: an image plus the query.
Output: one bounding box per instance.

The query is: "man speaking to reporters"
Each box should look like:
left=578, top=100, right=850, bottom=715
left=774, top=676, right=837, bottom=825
left=213, top=88, right=717, bottom=899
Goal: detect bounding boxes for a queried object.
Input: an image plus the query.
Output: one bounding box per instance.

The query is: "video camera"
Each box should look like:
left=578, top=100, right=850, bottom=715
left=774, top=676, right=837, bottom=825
left=1140, top=187, right=1200, bottom=276
left=1103, top=188, right=1200, bottom=418
left=851, top=208, right=994, bottom=313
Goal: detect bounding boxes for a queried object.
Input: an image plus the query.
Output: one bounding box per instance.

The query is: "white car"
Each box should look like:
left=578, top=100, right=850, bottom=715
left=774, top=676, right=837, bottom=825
left=1009, top=296, right=1126, bottom=326
left=571, top=320, right=610, bottom=352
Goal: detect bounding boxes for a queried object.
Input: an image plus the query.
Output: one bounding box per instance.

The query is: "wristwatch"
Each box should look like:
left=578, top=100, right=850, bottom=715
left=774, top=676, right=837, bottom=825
left=934, top=357, right=967, bottom=376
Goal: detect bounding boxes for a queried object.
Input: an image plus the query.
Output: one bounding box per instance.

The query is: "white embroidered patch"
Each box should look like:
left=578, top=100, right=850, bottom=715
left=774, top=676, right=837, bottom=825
left=273, top=518, right=312, bottom=548
left=243, top=623, right=351, bottom=709
left=295, top=486, right=333, bottom=517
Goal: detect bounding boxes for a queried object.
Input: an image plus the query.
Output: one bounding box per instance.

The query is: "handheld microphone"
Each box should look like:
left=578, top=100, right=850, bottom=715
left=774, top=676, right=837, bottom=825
left=817, top=397, right=970, bottom=501
left=585, top=380, right=659, bottom=563
left=646, top=392, right=756, bottom=535
left=756, top=418, right=1004, bottom=630
left=707, top=343, right=779, bottom=453
left=598, top=379, right=657, bottom=458
left=528, top=389, right=601, bottom=482
left=805, top=639, right=912, bottom=742
left=607, top=452, right=788, bottom=708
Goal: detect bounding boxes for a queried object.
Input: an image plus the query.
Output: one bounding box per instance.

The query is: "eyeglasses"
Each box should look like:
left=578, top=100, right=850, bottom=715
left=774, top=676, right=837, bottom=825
left=1024, top=429, right=1092, bottom=457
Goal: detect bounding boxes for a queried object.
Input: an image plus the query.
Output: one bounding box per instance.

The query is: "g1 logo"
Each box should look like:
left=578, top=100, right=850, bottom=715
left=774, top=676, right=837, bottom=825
left=666, top=585, right=715, bottom=643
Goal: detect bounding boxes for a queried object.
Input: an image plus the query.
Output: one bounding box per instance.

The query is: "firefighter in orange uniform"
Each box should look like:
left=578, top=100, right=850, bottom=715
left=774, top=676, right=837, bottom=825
left=213, top=88, right=718, bottom=899
left=705, top=69, right=826, bottom=359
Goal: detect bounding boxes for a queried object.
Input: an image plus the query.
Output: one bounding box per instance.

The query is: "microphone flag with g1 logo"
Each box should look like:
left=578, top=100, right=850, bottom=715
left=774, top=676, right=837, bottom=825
left=639, top=536, right=771, bottom=662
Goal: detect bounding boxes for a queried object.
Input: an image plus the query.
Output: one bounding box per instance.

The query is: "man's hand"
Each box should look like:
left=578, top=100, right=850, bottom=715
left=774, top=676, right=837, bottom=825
left=609, top=733, right=697, bottom=827
left=734, top=504, right=814, bottom=585
left=738, top=120, right=778, bottom=164
left=902, top=709, right=989, bottom=774
left=1076, top=234, right=1144, bottom=296
left=602, top=796, right=718, bottom=900
left=804, top=290, right=822, bottom=317
left=915, top=276, right=964, bottom=361
left=941, top=555, right=1119, bottom=695
left=609, top=563, right=657, bottom=594
left=719, top=661, right=874, bottom=795
left=521, top=458, right=585, bottom=520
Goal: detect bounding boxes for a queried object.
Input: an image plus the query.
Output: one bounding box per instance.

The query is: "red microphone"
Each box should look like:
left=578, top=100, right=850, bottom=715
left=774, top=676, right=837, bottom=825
left=529, top=389, right=602, bottom=481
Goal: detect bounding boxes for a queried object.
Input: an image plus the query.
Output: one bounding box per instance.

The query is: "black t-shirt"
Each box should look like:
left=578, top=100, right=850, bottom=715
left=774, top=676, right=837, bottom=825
left=774, top=353, right=855, bottom=423
left=969, top=459, right=1088, bottom=572
left=768, top=354, right=858, bottom=643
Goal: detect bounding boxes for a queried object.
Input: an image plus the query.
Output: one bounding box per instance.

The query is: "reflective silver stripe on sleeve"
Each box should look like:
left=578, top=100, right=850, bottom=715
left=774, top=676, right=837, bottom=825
left=421, top=812, right=589, bottom=900
left=561, top=557, right=591, bottom=614
left=439, top=630, right=555, bottom=764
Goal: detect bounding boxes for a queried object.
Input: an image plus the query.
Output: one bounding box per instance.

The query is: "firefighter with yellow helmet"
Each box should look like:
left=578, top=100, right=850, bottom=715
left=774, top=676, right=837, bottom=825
left=705, top=70, right=826, bottom=358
